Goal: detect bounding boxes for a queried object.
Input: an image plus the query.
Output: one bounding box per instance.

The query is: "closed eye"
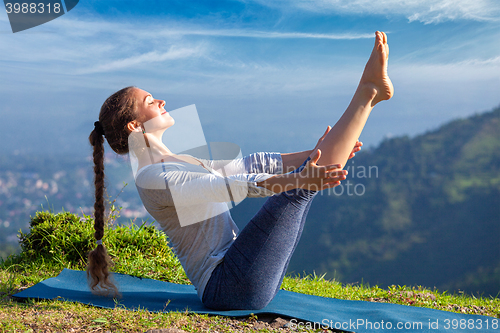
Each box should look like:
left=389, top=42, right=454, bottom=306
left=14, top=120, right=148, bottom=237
left=146, top=94, right=154, bottom=105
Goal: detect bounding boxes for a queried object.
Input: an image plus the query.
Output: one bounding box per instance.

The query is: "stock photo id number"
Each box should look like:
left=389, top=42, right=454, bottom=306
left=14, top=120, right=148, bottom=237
left=3, top=0, right=78, bottom=32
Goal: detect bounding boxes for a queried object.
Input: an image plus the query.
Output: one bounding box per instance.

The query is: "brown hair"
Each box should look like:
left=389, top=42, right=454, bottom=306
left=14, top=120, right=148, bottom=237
left=87, top=86, right=138, bottom=296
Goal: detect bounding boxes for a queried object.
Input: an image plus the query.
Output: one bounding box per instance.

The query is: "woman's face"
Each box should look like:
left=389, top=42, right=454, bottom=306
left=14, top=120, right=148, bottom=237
left=133, top=88, right=174, bottom=132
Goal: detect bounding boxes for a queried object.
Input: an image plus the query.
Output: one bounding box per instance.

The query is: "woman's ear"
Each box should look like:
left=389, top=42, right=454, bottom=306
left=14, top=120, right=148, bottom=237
left=127, top=120, right=141, bottom=133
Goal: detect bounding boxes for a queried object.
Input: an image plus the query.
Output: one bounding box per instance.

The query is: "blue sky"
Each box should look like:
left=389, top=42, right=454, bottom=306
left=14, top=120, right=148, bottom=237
left=1, top=0, right=499, bottom=156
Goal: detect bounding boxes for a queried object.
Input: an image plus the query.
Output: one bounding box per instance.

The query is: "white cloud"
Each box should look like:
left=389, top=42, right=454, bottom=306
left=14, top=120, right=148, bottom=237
left=404, top=0, right=500, bottom=23
left=457, top=56, right=500, bottom=66
left=241, top=0, right=500, bottom=24
left=156, top=29, right=373, bottom=40
left=392, top=56, right=500, bottom=85
left=76, top=45, right=205, bottom=74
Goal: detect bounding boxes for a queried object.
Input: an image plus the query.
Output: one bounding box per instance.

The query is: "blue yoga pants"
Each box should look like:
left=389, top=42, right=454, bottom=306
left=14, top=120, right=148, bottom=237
left=202, top=159, right=317, bottom=310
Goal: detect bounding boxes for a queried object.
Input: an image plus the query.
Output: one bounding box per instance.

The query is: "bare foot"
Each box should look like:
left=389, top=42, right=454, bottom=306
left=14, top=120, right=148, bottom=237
left=360, top=31, right=394, bottom=106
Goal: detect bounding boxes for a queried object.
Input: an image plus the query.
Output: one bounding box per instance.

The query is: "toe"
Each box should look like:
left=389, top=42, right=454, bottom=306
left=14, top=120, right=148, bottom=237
left=375, top=32, right=383, bottom=51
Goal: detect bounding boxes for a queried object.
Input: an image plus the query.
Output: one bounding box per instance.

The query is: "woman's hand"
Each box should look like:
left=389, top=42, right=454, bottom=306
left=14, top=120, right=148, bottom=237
left=256, top=149, right=346, bottom=193
left=312, top=126, right=331, bottom=152
left=298, top=149, right=347, bottom=191
left=348, top=140, right=363, bottom=159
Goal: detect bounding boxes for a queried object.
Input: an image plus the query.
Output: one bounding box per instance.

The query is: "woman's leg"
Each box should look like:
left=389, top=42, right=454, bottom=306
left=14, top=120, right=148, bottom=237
left=271, top=193, right=315, bottom=297
left=203, top=160, right=314, bottom=310
left=202, top=188, right=317, bottom=310
left=314, top=31, right=393, bottom=169
left=202, top=32, right=394, bottom=310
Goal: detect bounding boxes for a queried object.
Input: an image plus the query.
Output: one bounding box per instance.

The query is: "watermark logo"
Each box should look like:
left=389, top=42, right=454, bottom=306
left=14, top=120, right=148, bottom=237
left=326, top=160, right=378, bottom=197
left=130, top=104, right=249, bottom=227
left=4, top=0, right=78, bottom=33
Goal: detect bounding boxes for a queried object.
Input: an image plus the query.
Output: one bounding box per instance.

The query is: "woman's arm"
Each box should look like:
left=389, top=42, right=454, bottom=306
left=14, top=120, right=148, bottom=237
left=281, top=150, right=313, bottom=173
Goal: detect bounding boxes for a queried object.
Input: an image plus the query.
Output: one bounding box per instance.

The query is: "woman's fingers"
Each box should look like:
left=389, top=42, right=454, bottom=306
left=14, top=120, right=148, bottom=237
left=322, top=180, right=341, bottom=189
left=322, top=126, right=332, bottom=139
left=317, top=126, right=331, bottom=144
left=328, top=169, right=347, bottom=177
left=314, top=167, right=347, bottom=185
left=313, top=126, right=332, bottom=153
left=327, top=163, right=343, bottom=170
left=308, top=162, right=344, bottom=177
left=347, top=140, right=363, bottom=159
left=310, top=149, right=322, bottom=165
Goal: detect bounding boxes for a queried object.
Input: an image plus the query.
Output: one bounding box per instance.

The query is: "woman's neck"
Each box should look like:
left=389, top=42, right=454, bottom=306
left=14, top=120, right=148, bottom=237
left=132, top=133, right=173, bottom=171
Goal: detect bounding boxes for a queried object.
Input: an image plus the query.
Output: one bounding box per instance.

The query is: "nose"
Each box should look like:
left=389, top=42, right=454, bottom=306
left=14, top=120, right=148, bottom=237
left=158, top=99, right=166, bottom=108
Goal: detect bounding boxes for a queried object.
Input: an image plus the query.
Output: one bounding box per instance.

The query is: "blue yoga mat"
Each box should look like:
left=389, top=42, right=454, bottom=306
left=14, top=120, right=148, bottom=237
left=13, top=269, right=498, bottom=332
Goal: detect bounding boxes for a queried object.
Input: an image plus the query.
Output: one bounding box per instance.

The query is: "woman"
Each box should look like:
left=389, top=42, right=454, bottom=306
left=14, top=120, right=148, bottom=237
left=88, top=31, right=393, bottom=310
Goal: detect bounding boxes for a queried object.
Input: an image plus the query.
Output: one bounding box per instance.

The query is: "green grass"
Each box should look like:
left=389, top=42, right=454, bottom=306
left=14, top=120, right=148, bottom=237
left=1, top=211, right=499, bottom=332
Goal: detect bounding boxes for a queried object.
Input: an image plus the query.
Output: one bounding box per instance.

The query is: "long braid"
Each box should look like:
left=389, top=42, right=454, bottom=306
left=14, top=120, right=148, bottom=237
left=87, top=125, right=118, bottom=296
left=92, top=127, right=105, bottom=241
left=86, top=86, right=137, bottom=296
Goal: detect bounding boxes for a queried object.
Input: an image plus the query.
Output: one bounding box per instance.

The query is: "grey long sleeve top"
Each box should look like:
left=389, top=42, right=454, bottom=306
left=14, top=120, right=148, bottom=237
left=135, top=152, right=283, bottom=299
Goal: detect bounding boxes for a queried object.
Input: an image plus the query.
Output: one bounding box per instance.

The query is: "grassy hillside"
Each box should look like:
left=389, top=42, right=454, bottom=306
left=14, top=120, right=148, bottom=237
left=1, top=211, right=498, bottom=332
left=288, top=106, right=500, bottom=296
